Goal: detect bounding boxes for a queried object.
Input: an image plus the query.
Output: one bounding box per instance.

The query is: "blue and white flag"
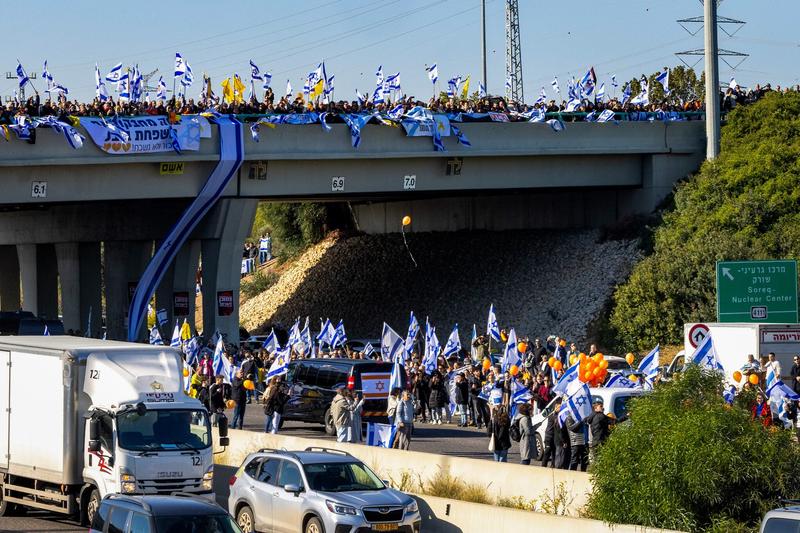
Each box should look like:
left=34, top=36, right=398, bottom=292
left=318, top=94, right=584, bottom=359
left=42, top=60, right=53, bottom=91
left=478, top=81, right=486, bottom=98
left=388, top=104, right=404, bottom=120
left=630, top=77, right=649, bottom=106
left=551, top=76, right=560, bottom=94
left=766, top=379, right=800, bottom=403
left=501, top=328, right=521, bottom=372
left=181, top=63, right=194, bottom=89
left=559, top=379, right=592, bottom=426
left=426, top=63, right=438, bottom=84
left=722, top=385, right=737, bottom=405
left=546, top=118, right=566, bottom=132
left=691, top=334, right=723, bottom=372
left=317, top=318, right=335, bottom=346
left=451, top=124, right=471, bottom=147
left=382, top=322, right=405, bottom=363
left=584, top=111, right=597, bottom=123
left=149, top=326, right=164, bottom=345
left=597, top=109, right=617, bottom=123
left=535, top=87, right=546, bottom=104
left=606, top=374, right=640, bottom=389
left=729, top=76, right=738, bottom=91
left=284, top=80, right=293, bottom=99
left=331, top=319, right=347, bottom=348
left=212, top=336, right=232, bottom=381
left=511, top=379, right=532, bottom=404
left=156, top=76, right=167, bottom=101
left=375, top=65, right=384, bottom=86
left=621, top=83, right=632, bottom=105
left=504, top=76, right=512, bottom=94
left=185, top=336, right=200, bottom=366
left=611, top=75, right=618, bottom=88
left=262, top=70, right=272, bottom=90
left=183, top=358, right=193, bottom=393
left=528, top=107, right=546, bottom=123
left=363, top=342, right=376, bottom=358
left=170, top=320, right=181, bottom=348
left=552, top=363, right=579, bottom=395
left=355, top=89, right=365, bottom=106
left=366, top=422, right=396, bottom=448
left=16, top=62, right=29, bottom=88
left=287, top=318, right=302, bottom=348
left=424, top=326, right=440, bottom=374
left=118, top=72, right=130, bottom=101
left=596, top=83, right=606, bottom=101
left=174, top=52, right=186, bottom=78
left=638, top=345, right=660, bottom=378
left=470, top=324, right=478, bottom=360
left=95, top=64, right=108, bottom=101
left=262, top=328, right=280, bottom=353
left=43, top=324, right=51, bottom=336
left=443, top=324, right=461, bottom=358
left=766, top=367, right=778, bottom=390
left=405, top=311, right=419, bottom=358
left=655, top=68, right=670, bottom=96
left=249, top=59, right=263, bottom=81
left=267, top=346, right=290, bottom=379
left=106, top=63, right=122, bottom=84
left=388, top=358, right=403, bottom=400
left=487, top=304, right=500, bottom=342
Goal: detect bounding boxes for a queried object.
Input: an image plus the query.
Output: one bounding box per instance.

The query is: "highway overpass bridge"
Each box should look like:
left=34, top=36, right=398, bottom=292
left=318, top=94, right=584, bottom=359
left=0, top=118, right=706, bottom=342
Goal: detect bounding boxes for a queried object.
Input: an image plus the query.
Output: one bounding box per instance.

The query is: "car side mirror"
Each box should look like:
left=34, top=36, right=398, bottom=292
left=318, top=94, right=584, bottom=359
left=219, top=436, right=230, bottom=447
left=89, top=419, right=100, bottom=441
left=284, top=484, right=302, bottom=495
left=88, top=439, right=101, bottom=453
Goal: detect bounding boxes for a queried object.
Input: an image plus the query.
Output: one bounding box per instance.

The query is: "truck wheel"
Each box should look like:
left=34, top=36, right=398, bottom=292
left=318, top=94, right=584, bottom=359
left=305, top=516, right=325, bottom=533
left=82, top=488, right=101, bottom=526
left=0, top=488, right=17, bottom=517
left=236, top=505, right=255, bottom=533
left=535, top=434, right=544, bottom=461
left=324, top=408, right=336, bottom=436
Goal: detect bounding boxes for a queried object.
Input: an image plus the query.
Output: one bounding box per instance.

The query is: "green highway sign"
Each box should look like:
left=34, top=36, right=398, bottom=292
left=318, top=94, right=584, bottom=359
left=716, top=260, right=798, bottom=323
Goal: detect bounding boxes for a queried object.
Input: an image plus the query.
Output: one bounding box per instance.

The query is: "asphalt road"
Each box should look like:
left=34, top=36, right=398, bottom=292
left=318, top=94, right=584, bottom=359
left=0, top=407, right=523, bottom=531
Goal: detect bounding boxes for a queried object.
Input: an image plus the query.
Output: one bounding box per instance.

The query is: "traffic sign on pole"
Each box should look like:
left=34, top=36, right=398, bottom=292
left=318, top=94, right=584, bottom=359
left=716, top=260, right=798, bottom=323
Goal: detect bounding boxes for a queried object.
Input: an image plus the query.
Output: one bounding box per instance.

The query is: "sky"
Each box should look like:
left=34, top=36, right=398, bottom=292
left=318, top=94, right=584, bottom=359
left=2, top=0, right=798, bottom=103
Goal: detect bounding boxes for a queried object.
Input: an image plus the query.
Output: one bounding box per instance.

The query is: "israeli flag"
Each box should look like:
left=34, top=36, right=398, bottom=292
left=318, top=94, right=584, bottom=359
left=729, top=76, right=738, bottom=90
left=371, top=85, right=384, bottom=104
left=504, top=76, right=512, bottom=94
left=375, top=65, right=384, bottom=87
left=621, top=83, right=632, bottom=105
left=363, top=342, right=376, bottom=358
left=722, top=385, right=736, bottom=405
left=95, top=64, right=108, bottom=101
left=535, top=86, right=546, bottom=104
left=288, top=318, right=302, bottom=348
left=611, top=75, right=618, bottom=88
left=655, top=68, right=670, bottom=96
left=355, top=89, right=365, bottom=106
left=174, top=52, right=186, bottom=77
left=156, top=76, right=167, bottom=101
left=546, top=118, right=566, bottom=132
left=551, top=76, right=560, bottom=94
left=405, top=311, right=419, bottom=358
left=597, top=109, right=617, bottom=123
left=691, top=334, right=723, bottom=372
left=149, top=326, right=164, bottom=345
left=388, top=104, right=404, bottom=120
left=511, top=379, right=532, bottom=404
left=262, top=328, right=280, bottom=353
left=267, top=346, right=290, bottom=379
left=170, top=320, right=182, bottom=348
left=424, top=326, right=440, bottom=374
left=596, top=83, right=606, bottom=101
left=443, top=324, right=461, bottom=358
left=559, top=379, right=592, bottom=426
left=317, top=318, right=335, bottom=345
left=262, top=71, right=272, bottom=90
left=529, top=108, right=546, bottom=123
left=388, top=358, right=403, bottom=400
left=118, top=72, right=130, bottom=101
left=478, top=81, right=486, bottom=98
left=249, top=59, right=263, bottom=81
left=638, top=345, right=660, bottom=378
left=552, top=363, right=579, bottom=395
left=181, top=63, right=194, bottom=89
left=366, top=422, right=396, bottom=448
left=487, top=304, right=500, bottom=342
left=331, top=319, right=347, bottom=348
left=426, top=63, right=438, bottom=84
left=211, top=336, right=231, bottom=380
left=766, top=379, right=800, bottom=404
left=285, top=80, right=292, bottom=99
left=185, top=336, right=200, bottom=366
left=451, top=125, right=471, bottom=147
left=381, top=323, right=404, bottom=363
left=16, top=62, right=29, bottom=88
left=606, top=374, right=640, bottom=389
left=106, top=63, right=123, bottom=84
left=501, top=328, right=521, bottom=372
left=470, top=324, right=478, bottom=360
left=630, top=78, right=649, bottom=106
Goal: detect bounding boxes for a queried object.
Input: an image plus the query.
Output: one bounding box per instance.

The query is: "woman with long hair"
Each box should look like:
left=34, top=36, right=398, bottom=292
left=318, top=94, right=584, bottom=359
left=487, top=405, right=512, bottom=462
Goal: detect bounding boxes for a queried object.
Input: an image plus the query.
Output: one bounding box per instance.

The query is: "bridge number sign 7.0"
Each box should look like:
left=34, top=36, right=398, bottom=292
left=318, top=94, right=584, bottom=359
left=716, top=260, right=798, bottom=323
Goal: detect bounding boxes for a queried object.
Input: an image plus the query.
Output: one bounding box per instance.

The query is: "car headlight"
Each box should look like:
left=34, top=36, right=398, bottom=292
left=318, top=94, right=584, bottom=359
left=120, top=471, right=137, bottom=494
left=201, top=467, right=213, bottom=491
left=326, top=500, right=357, bottom=515
left=406, top=500, right=418, bottom=514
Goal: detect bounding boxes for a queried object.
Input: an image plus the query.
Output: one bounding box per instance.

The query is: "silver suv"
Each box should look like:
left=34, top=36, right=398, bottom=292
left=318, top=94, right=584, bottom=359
left=760, top=505, right=800, bottom=533
left=228, top=447, right=421, bottom=533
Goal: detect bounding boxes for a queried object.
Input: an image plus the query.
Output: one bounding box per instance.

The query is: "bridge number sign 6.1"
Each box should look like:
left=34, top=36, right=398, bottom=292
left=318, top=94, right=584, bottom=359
left=716, top=260, right=798, bottom=323
left=31, top=181, right=47, bottom=198
left=331, top=176, right=345, bottom=192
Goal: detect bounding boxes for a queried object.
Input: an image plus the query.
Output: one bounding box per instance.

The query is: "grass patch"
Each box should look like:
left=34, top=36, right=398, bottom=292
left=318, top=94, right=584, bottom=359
left=240, top=270, right=278, bottom=300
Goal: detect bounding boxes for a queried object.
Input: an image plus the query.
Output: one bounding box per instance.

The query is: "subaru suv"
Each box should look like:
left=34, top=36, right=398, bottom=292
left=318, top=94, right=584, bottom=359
left=90, top=494, right=242, bottom=533
left=228, top=447, right=421, bottom=533
left=760, top=504, right=800, bottom=532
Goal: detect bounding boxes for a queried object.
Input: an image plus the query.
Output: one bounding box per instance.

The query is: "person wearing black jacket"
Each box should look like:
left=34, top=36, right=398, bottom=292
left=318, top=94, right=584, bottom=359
left=230, top=370, right=247, bottom=430
left=413, top=372, right=431, bottom=423
left=541, top=397, right=562, bottom=467
left=262, top=377, right=287, bottom=434
left=197, top=377, right=211, bottom=412
left=240, top=352, right=259, bottom=404
left=208, top=375, right=227, bottom=427
left=487, top=406, right=512, bottom=462
left=791, top=356, right=800, bottom=395
left=585, top=399, right=613, bottom=463
left=454, top=374, right=470, bottom=427
left=468, top=368, right=487, bottom=429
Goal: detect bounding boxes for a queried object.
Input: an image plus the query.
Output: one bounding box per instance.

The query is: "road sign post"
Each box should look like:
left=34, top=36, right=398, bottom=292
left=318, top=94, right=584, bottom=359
left=716, top=260, right=798, bottom=323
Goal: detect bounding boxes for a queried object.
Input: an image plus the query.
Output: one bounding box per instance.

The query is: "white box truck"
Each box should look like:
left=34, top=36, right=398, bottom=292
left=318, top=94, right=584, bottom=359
left=682, top=323, right=800, bottom=380
left=0, top=336, right=229, bottom=524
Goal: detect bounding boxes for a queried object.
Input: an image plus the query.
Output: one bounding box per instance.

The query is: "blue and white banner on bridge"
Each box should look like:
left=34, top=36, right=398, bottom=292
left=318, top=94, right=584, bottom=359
left=401, top=115, right=450, bottom=137
left=79, top=115, right=211, bottom=154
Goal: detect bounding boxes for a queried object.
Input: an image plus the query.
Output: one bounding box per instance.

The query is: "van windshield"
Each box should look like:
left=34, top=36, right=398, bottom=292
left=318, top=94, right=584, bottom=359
left=117, top=409, right=211, bottom=452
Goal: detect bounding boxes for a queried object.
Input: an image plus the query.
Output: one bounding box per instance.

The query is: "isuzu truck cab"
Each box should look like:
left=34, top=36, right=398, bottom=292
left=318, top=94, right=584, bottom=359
left=0, top=336, right=228, bottom=525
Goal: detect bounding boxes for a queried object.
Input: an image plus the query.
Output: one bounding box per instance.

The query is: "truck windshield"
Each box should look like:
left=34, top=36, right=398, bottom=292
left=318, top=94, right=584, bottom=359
left=116, top=409, right=211, bottom=452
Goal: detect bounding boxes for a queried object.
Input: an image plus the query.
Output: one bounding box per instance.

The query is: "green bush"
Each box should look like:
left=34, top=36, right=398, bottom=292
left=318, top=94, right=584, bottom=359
left=607, top=92, right=800, bottom=350
left=585, top=366, right=800, bottom=532
left=240, top=270, right=278, bottom=299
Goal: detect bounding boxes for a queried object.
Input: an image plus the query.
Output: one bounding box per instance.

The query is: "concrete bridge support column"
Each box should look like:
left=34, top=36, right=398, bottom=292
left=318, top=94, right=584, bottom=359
left=0, top=245, right=21, bottom=311
left=56, top=242, right=103, bottom=335
left=155, top=247, right=176, bottom=340
left=172, top=240, right=201, bottom=335
left=104, top=241, right=153, bottom=341
left=80, top=243, right=103, bottom=338
left=200, top=199, right=258, bottom=345
left=17, top=244, right=58, bottom=319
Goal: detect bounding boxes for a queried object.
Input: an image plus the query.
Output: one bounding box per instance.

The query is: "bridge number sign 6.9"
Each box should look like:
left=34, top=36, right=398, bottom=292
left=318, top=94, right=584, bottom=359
left=331, top=176, right=345, bottom=192
left=716, top=260, right=798, bottom=323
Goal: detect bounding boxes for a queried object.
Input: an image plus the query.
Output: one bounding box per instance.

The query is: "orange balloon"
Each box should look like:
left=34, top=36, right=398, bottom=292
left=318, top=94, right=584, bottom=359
left=510, top=365, right=519, bottom=376
left=599, top=360, right=609, bottom=370
left=586, top=360, right=596, bottom=371
left=559, top=340, right=567, bottom=347
left=569, top=355, right=578, bottom=366
left=593, top=367, right=602, bottom=377
left=579, top=353, right=587, bottom=363
left=500, top=332, right=508, bottom=342
left=243, top=379, right=255, bottom=391
left=629, top=374, right=639, bottom=382
left=748, top=374, right=759, bottom=385
left=625, top=353, right=635, bottom=365
left=482, top=358, right=491, bottom=370
left=548, top=356, right=556, bottom=368
left=517, top=342, right=528, bottom=353
left=182, top=368, right=190, bottom=377
left=226, top=399, right=235, bottom=409
left=597, top=352, right=604, bottom=359
left=733, top=371, right=742, bottom=382
left=402, top=215, right=412, bottom=226
left=554, top=361, right=563, bottom=371
left=582, top=371, right=593, bottom=382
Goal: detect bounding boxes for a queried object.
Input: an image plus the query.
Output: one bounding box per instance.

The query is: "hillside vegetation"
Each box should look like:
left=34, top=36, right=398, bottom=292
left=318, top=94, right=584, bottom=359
left=607, top=92, right=800, bottom=350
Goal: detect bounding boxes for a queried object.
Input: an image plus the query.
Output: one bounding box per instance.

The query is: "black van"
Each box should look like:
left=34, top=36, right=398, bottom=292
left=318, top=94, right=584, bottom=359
left=282, top=359, right=407, bottom=435
left=0, top=311, right=65, bottom=335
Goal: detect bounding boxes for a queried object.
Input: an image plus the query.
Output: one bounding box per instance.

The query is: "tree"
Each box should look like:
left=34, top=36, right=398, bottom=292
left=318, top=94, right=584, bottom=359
left=606, top=92, right=800, bottom=349
left=623, top=65, right=704, bottom=105
left=586, top=366, right=800, bottom=532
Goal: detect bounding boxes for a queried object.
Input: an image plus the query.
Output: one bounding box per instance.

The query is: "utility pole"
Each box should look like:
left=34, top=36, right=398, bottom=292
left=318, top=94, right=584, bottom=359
left=505, top=0, right=523, bottom=103
left=481, top=0, right=487, bottom=94
left=704, top=0, right=720, bottom=159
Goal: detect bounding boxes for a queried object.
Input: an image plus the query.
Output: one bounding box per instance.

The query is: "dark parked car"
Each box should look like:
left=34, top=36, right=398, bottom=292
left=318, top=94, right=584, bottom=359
left=0, top=311, right=64, bottom=336
left=283, top=359, right=407, bottom=435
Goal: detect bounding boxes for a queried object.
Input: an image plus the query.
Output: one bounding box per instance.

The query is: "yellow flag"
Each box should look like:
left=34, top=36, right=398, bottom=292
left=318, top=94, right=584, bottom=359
left=233, top=75, right=246, bottom=103
left=461, top=76, right=471, bottom=99
left=220, top=78, right=233, bottom=103
left=311, top=78, right=324, bottom=100
left=180, top=319, right=191, bottom=341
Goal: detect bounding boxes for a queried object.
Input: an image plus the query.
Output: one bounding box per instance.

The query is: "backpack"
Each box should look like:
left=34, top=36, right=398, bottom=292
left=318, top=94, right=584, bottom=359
left=510, top=417, right=522, bottom=442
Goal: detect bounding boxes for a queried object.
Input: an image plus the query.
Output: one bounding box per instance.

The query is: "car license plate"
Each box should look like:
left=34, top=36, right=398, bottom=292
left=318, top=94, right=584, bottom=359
left=371, top=524, right=399, bottom=531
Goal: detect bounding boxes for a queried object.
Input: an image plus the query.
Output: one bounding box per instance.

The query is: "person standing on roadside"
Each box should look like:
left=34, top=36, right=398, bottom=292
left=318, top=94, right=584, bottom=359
left=541, top=397, right=562, bottom=467
left=487, top=405, right=512, bottom=462
left=393, top=390, right=414, bottom=450
left=513, top=403, right=537, bottom=465
left=331, top=386, right=352, bottom=443
left=230, top=370, right=247, bottom=430
left=790, top=355, right=800, bottom=395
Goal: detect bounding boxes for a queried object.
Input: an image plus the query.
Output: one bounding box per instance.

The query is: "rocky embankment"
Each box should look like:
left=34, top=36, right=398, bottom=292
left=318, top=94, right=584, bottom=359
left=240, top=230, right=639, bottom=346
